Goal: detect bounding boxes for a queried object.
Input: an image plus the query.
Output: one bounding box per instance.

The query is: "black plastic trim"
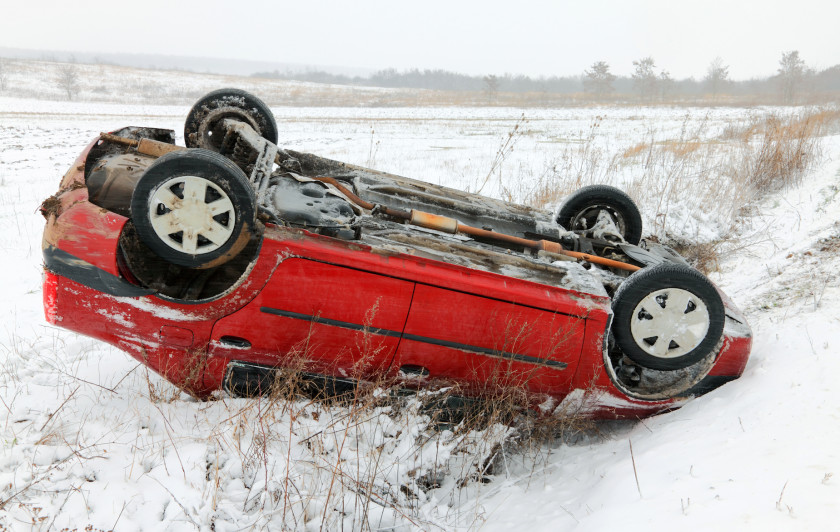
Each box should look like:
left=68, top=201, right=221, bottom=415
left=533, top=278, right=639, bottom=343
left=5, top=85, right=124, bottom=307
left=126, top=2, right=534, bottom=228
left=223, top=360, right=356, bottom=397
left=43, top=245, right=155, bottom=297
left=682, top=374, right=739, bottom=396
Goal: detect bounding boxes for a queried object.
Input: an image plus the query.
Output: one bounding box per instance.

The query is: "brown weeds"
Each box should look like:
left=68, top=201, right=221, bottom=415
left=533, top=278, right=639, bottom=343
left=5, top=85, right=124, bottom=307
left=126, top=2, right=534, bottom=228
left=668, top=240, right=723, bottom=274
left=736, top=110, right=838, bottom=194
left=190, top=304, right=603, bottom=529
left=519, top=107, right=840, bottom=246
left=621, top=142, right=649, bottom=159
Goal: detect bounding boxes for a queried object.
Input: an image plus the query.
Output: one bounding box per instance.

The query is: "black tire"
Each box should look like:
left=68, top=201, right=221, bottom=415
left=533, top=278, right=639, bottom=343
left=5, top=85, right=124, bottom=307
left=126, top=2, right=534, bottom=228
left=557, top=185, right=643, bottom=245
left=130, top=149, right=257, bottom=269
left=611, top=263, right=725, bottom=371
left=184, top=88, right=278, bottom=151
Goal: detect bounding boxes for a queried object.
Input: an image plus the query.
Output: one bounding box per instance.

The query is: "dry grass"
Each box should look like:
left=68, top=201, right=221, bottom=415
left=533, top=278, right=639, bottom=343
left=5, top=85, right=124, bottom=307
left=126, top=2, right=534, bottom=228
left=622, top=139, right=704, bottom=159
left=734, top=109, right=840, bottom=193
left=621, top=142, right=649, bottom=159
left=196, top=309, right=600, bottom=529
left=119, top=312, right=600, bottom=530
left=193, top=371, right=594, bottom=530
left=661, top=238, right=723, bottom=274
left=515, top=107, right=840, bottom=256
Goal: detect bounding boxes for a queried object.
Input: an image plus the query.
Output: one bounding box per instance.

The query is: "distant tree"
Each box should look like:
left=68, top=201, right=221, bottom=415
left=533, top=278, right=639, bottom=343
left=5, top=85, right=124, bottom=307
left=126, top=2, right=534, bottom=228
left=57, top=63, right=80, bottom=100
left=0, top=58, right=8, bottom=92
left=632, top=57, right=658, bottom=102
left=815, top=64, right=840, bottom=92
left=704, top=56, right=730, bottom=100
left=659, top=70, right=675, bottom=101
left=483, top=74, right=499, bottom=101
left=583, top=61, right=616, bottom=98
left=778, top=50, right=806, bottom=103
left=370, top=68, right=400, bottom=87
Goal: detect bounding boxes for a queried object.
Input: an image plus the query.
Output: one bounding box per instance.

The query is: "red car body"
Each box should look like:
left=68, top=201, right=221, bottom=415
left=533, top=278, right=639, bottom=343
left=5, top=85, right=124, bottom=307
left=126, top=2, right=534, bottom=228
left=42, top=136, right=752, bottom=419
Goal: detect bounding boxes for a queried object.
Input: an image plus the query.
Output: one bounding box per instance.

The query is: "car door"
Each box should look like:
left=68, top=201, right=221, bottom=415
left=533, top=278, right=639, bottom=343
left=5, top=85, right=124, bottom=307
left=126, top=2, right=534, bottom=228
left=390, top=283, right=586, bottom=399
left=209, top=257, right=415, bottom=381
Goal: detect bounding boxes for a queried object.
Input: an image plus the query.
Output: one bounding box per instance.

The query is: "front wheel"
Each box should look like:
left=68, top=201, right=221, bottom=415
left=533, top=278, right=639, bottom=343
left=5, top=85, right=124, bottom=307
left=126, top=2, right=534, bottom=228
left=130, top=149, right=257, bottom=269
left=611, top=263, right=725, bottom=370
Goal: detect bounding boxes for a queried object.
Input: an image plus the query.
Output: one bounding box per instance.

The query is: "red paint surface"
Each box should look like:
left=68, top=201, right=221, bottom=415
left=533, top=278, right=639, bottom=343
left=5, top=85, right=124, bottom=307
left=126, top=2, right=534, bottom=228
left=42, top=142, right=753, bottom=414
left=210, top=257, right=414, bottom=379
left=392, top=284, right=589, bottom=397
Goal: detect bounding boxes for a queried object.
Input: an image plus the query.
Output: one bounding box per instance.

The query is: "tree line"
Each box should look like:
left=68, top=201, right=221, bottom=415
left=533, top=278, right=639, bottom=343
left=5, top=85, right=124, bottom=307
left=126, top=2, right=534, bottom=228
left=253, top=51, right=840, bottom=104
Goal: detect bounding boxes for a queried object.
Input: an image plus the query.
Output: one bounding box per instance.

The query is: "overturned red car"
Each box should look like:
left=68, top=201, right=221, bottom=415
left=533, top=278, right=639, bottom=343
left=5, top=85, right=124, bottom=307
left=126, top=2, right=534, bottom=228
left=41, top=89, right=752, bottom=418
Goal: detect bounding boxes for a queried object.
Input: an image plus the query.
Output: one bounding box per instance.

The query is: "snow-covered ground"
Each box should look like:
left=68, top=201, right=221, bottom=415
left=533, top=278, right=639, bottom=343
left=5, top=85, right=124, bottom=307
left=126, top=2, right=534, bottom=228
left=1, top=98, right=838, bottom=531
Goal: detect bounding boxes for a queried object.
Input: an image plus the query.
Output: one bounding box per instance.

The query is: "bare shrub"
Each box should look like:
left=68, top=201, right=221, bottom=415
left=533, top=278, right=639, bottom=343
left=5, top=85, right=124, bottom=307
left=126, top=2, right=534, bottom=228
left=705, top=57, right=730, bottom=101
left=57, top=63, right=80, bottom=101
left=483, top=74, right=500, bottom=103
left=0, top=57, right=9, bottom=92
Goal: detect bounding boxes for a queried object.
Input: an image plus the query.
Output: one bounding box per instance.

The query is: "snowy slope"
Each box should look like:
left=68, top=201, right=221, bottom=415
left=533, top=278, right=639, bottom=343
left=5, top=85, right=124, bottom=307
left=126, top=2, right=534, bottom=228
left=1, top=99, right=838, bottom=530
left=475, top=143, right=840, bottom=530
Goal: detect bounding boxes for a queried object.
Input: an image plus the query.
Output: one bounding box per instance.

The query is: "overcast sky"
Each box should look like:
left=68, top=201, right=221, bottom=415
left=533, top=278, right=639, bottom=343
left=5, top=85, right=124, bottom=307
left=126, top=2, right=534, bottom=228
left=2, top=0, right=837, bottom=79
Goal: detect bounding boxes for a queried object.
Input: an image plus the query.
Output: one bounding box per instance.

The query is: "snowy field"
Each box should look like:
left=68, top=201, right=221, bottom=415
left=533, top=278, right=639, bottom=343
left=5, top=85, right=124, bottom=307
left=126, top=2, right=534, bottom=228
left=1, top=98, right=839, bottom=531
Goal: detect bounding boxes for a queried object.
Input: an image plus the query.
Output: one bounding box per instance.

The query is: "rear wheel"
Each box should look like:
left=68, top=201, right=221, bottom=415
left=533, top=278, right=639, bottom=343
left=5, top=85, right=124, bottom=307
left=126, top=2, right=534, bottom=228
left=184, top=88, right=278, bottom=152
left=557, top=185, right=643, bottom=245
left=130, top=149, right=257, bottom=269
left=612, top=263, right=724, bottom=370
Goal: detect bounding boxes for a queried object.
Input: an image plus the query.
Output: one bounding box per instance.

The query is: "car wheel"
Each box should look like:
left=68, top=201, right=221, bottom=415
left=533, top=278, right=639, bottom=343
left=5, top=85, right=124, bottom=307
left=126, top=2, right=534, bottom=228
left=184, top=88, right=278, bottom=152
left=611, top=263, right=724, bottom=370
left=557, top=185, right=643, bottom=245
left=130, top=149, right=257, bottom=269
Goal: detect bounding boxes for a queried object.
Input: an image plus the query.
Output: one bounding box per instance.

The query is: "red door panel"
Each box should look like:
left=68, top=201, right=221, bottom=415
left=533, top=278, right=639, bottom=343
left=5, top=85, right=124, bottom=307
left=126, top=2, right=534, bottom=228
left=210, top=258, right=414, bottom=379
left=392, top=284, right=585, bottom=398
